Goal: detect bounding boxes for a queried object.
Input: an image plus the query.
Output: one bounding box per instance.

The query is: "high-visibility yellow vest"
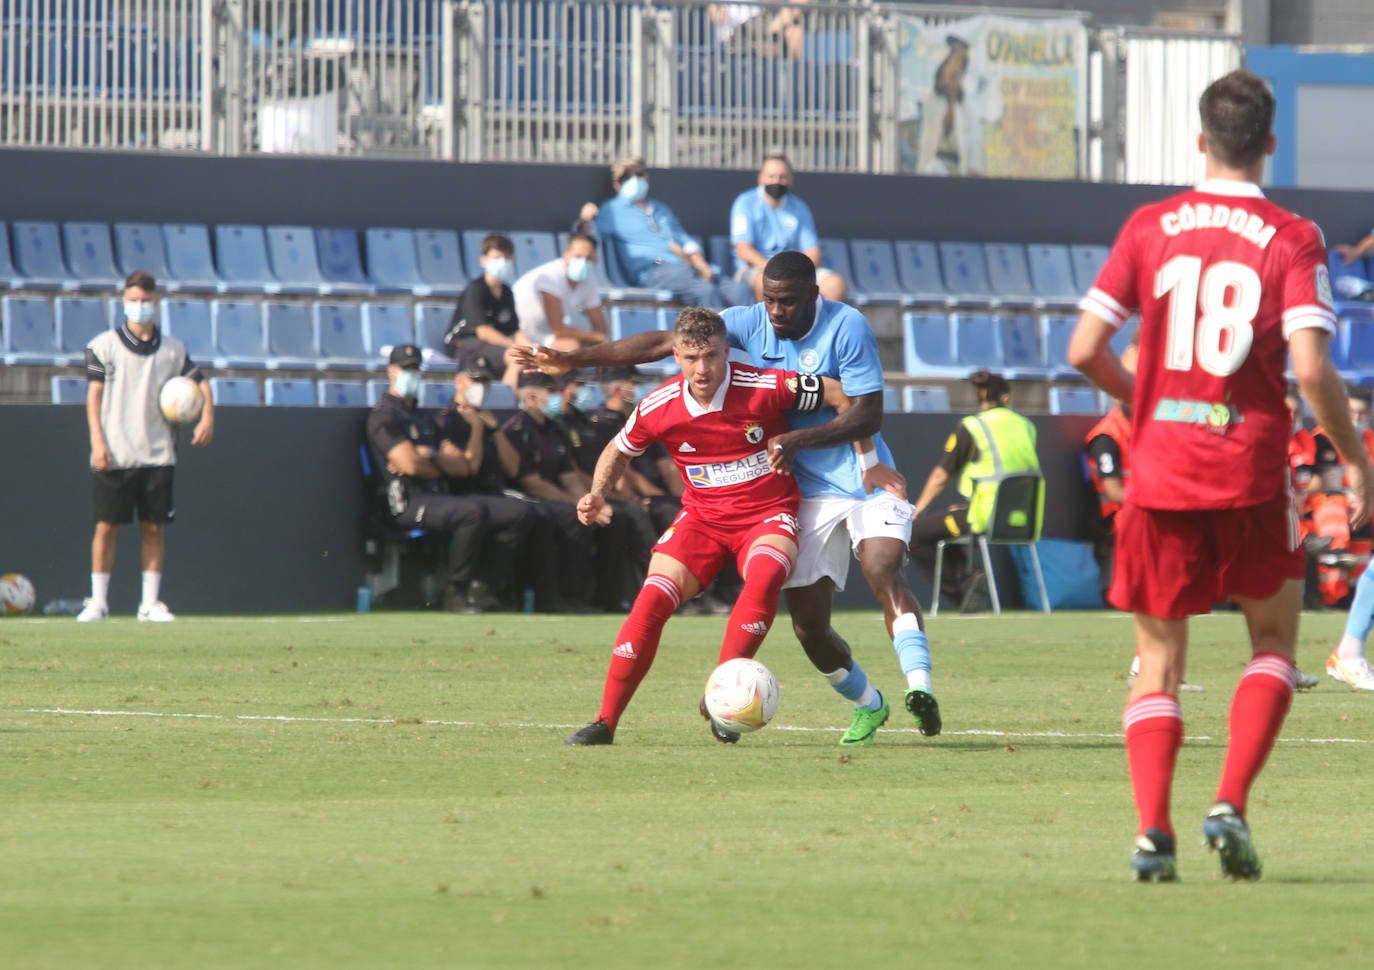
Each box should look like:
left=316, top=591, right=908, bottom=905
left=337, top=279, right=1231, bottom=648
left=957, top=407, right=1043, bottom=535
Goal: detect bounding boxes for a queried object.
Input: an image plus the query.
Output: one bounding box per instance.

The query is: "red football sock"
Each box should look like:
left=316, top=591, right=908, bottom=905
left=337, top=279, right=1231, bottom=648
left=596, top=575, right=682, bottom=731
left=718, top=545, right=793, bottom=664
left=1215, top=652, right=1296, bottom=817
left=1123, top=692, right=1183, bottom=837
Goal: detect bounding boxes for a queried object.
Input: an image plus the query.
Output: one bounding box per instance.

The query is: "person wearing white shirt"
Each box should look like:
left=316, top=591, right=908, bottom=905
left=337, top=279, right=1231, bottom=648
left=512, top=231, right=609, bottom=352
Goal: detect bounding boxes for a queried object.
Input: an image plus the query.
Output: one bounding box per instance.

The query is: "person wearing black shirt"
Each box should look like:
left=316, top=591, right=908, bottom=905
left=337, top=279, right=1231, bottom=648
left=445, top=233, right=523, bottom=386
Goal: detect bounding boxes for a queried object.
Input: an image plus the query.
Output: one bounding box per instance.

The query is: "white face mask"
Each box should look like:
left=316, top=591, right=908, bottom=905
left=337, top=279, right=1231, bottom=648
left=124, top=301, right=155, bottom=325
left=566, top=256, right=591, bottom=285
left=484, top=256, right=515, bottom=285
left=395, top=370, right=422, bottom=399
left=464, top=383, right=487, bottom=407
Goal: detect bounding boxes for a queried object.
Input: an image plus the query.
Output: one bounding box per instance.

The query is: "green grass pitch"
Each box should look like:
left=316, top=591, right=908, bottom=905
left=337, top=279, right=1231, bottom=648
left=0, top=609, right=1369, bottom=969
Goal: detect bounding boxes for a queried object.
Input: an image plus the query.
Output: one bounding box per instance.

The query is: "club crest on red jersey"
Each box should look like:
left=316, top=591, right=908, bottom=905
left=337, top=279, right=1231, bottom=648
left=744, top=423, right=764, bottom=444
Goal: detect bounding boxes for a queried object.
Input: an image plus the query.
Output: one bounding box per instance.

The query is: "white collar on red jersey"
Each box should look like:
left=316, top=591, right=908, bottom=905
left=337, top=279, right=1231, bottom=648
left=681, top=363, right=732, bottom=417
left=1195, top=179, right=1265, bottom=198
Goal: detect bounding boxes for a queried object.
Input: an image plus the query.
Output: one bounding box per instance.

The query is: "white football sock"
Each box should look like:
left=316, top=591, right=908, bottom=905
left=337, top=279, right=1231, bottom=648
left=1337, top=633, right=1365, bottom=662
left=141, top=571, right=162, bottom=608
left=91, top=572, right=110, bottom=607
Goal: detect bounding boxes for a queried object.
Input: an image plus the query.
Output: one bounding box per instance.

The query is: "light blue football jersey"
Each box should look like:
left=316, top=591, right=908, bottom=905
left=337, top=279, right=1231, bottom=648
left=723, top=299, right=893, bottom=499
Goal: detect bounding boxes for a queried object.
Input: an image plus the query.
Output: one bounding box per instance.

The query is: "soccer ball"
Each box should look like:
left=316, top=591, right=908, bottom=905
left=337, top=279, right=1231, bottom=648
left=159, top=376, right=204, bottom=424
left=0, top=573, right=36, bottom=616
left=703, top=658, right=780, bottom=734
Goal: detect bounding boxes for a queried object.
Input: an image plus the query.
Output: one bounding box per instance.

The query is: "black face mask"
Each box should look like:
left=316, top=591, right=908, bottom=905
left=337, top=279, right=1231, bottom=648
left=763, top=183, right=790, bottom=201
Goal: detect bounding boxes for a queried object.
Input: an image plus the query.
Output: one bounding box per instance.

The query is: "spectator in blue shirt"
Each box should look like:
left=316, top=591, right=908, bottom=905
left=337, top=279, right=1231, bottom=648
left=578, top=156, right=752, bottom=310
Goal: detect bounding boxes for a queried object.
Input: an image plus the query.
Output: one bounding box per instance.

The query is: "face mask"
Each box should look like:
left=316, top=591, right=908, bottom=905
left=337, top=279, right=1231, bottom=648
left=542, top=395, right=564, bottom=420
left=763, top=183, right=790, bottom=201
left=464, top=383, right=487, bottom=407
left=619, top=176, right=649, bottom=203
left=574, top=385, right=601, bottom=412
left=566, top=256, right=591, bottom=285
left=485, top=256, right=515, bottom=285
left=124, top=302, right=155, bottom=325
left=395, top=370, right=422, bottom=399
left=1356, top=418, right=1370, bottom=434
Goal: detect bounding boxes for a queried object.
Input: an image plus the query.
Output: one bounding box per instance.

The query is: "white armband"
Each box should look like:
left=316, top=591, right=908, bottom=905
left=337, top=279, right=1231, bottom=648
left=858, top=450, right=879, bottom=470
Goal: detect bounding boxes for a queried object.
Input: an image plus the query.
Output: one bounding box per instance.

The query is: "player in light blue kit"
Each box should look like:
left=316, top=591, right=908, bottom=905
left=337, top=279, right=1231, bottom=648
left=513, top=251, right=940, bottom=745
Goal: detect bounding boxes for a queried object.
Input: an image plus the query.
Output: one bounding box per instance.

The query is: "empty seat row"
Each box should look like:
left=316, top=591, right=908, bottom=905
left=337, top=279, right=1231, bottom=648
left=903, top=310, right=1139, bottom=383
left=49, top=375, right=519, bottom=411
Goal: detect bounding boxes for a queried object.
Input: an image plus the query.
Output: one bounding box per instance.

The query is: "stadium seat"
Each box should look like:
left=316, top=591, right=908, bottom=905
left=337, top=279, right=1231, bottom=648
left=160, top=298, right=215, bottom=360
left=846, top=239, right=905, bottom=303
left=1040, top=313, right=1086, bottom=380
left=51, top=375, right=88, bottom=404
left=0, top=221, right=23, bottom=289
left=413, top=228, right=467, bottom=296
left=508, top=231, right=559, bottom=277
left=415, top=302, right=454, bottom=358
left=264, top=377, right=318, bottom=406
left=902, top=385, right=952, bottom=413
left=318, top=379, right=369, bottom=407
left=211, top=300, right=269, bottom=368
left=217, top=224, right=304, bottom=295
left=163, top=224, right=227, bottom=292
left=952, top=313, right=1001, bottom=370
left=1328, top=249, right=1373, bottom=303
left=998, top=314, right=1048, bottom=378
left=364, top=302, right=416, bottom=360
left=418, top=381, right=455, bottom=409
left=484, top=382, right=517, bottom=409
left=315, top=227, right=380, bottom=295
left=1343, top=310, right=1374, bottom=385
left=1069, top=244, right=1110, bottom=294
left=209, top=377, right=261, bottom=406
left=267, top=225, right=368, bottom=296
left=902, top=311, right=963, bottom=378
left=2, top=295, right=59, bottom=364
left=11, top=220, right=78, bottom=290
left=893, top=240, right=952, bottom=305
left=708, top=235, right=733, bottom=277
left=62, top=222, right=123, bottom=290
left=882, top=385, right=900, bottom=412
left=314, top=302, right=370, bottom=370
left=819, top=238, right=858, bottom=296
left=610, top=307, right=677, bottom=374
left=365, top=227, right=430, bottom=294
left=1110, top=317, right=1138, bottom=356
left=938, top=242, right=996, bottom=306
left=1025, top=243, right=1081, bottom=306
left=982, top=243, right=1039, bottom=306
left=113, top=223, right=174, bottom=284
left=263, top=301, right=320, bottom=369
left=1048, top=385, right=1101, bottom=415
left=460, top=229, right=490, bottom=280
left=53, top=297, right=110, bottom=364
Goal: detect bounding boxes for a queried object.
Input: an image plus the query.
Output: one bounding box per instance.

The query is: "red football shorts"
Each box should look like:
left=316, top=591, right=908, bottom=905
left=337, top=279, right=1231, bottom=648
left=653, top=507, right=800, bottom=588
left=1109, top=494, right=1304, bottom=619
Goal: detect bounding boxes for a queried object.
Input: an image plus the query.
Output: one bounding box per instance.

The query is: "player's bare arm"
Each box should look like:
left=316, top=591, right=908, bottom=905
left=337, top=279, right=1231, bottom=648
left=1292, top=327, right=1374, bottom=527
left=86, top=380, right=112, bottom=471
left=767, top=390, right=882, bottom=473
left=911, top=466, right=951, bottom=517
left=192, top=380, right=215, bottom=447
left=577, top=440, right=631, bottom=526
left=510, top=328, right=676, bottom=377
left=1067, top=312, right=1134, bottom=401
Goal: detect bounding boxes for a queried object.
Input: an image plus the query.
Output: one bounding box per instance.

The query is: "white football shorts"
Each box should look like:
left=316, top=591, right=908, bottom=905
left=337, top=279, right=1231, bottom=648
left=785, top=491, right=915, bottom=592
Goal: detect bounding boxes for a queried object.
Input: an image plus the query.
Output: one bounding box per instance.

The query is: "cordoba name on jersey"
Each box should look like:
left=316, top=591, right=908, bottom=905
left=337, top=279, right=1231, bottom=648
left=684, top=450, right=771, bottom=488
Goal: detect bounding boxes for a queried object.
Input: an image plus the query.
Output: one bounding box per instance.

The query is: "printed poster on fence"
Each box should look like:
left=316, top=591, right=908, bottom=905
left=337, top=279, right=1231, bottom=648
left=896, top=13, right=1087, bottom=179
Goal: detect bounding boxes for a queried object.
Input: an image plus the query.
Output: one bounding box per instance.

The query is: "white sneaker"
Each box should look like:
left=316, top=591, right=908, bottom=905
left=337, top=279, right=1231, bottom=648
left=76, top=599, right=108, bottom=623
left=1326, top=650, right=1374, bottom=691
left=137, top=601, right=176, bottom=623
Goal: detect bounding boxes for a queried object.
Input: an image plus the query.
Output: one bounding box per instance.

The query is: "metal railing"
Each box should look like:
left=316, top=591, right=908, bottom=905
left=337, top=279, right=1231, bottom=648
left=0, top=0, right=1246, bottom=182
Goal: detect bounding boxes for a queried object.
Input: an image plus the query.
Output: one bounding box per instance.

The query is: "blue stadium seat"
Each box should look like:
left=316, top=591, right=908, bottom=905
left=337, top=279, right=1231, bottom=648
left=998, top=313, right=1047, bottom=378
left=318, top=379, right=369, bottom=407
left=315, top=227, right=380, bottom=294
left=212, top=300, right=269, bottom=368
left=418, top=381, right=455, bottom=409
left=209, top=377, right=261, bottom=406
left=508, top=231, right=559, bottom=278
left=903, top=385, right=952, bottom=413
left=2, top=295, right=59, bottom=364
left=267, top=225, right=368, bottom=296
left=953, top=313, right=1001, bottom=370
left=1040, top=313, right=1086, bottom=380
left=610, top=307, right=677, bottom=374
left=460, top=229, right=490, bottom=280
left=366, top=378, right=390, bottom=406
left=1025, top=243, right=1081, bottom=306
left=484, top=382, right=517, bottom=409
left=1343, top=310, right=1374, bottom=385
left=0, top=221, right=23, bottom=289
left=216, top=224, right=304, bottom=295
left=113, top=223, right=174, bottom=284
left=54, top=297, right=110, bottom=364
left=364, top=302, right=416, bottom=360
left=1069, top=244, right=1110, bottom=294
left=51, top=376, right=88, bottom=404
left=819, top=238, right=857, bottom=294
left=846, top=239, right=905, bottom=303
left=415, top=302, right=454, bottom=358
left=160, top=298, right=215, bottom=360
left=938, top=242, right=996, bottom=306
left=263, top=301, right=320, bottom=369
left=365, top=227, right=430, bottom=294
left=413, top=228, right=467, bottom=296
left=11, top=221, right=78, bottom=290
left=882, top=385, right=900, bottom=411
left=1110, top=316, right=1138, bottom=356
left=62, top=222, right=123, bottom=290
left=982, top=243, right=1038, bottom=306
left=1048, top=385, right=1100, bottom=415
left=902, top=312, right=963, bottom=378
left=264, top=377, right=318, bottom=406
left=315, top=302, right=370, bottom=369
left=163, top=224, right=226, bottom=292
left=893, top=240, right=952, bottom=305
left=708, top=235, right=733, bottom=277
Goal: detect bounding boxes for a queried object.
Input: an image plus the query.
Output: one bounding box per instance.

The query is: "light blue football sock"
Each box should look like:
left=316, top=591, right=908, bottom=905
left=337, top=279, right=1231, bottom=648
left=823, top=663, right=883, bottom=710
left=892, top=612, right=931, bottom=682
left=1344, top=568, right=1374, bottom=644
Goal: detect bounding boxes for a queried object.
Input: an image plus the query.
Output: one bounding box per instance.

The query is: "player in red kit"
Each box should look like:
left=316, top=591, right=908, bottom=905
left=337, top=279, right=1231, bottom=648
left=1069, top=69, right=1374, bottom=882
left=565, top=307, right=888, bottom=745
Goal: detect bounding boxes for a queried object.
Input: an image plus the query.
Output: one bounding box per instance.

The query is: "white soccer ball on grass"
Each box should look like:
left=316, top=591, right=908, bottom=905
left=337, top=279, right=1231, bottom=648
left=0, top=573, right=36, bottom=616
left=703, top=658, right=780, bottom=734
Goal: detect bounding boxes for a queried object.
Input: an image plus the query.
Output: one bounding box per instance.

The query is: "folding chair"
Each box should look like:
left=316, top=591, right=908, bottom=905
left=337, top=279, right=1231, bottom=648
left=932, top=473, right=1049, bottom=616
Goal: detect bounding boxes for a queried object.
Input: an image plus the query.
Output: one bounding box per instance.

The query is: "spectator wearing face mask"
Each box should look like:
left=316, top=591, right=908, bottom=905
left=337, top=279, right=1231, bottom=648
left=578, top=156, right=753, bottom=310
left=445, top=233, right=525, bottom=387
left=512, top=230, right=608, bottom=353
left=730, top=153, right=847, bottom=303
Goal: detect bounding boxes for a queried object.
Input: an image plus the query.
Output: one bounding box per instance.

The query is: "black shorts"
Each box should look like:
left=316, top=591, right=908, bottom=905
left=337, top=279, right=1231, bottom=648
left=93, top=466, right=176, bottom=525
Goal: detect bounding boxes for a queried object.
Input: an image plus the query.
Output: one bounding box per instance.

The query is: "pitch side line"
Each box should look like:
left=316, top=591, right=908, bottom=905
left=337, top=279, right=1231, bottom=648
left=11, top=707, right=1368, bottom=744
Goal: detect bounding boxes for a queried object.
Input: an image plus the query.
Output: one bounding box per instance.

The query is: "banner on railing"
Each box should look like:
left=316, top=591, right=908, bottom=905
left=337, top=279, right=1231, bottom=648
left=895, top=13, right=1087, bottom=180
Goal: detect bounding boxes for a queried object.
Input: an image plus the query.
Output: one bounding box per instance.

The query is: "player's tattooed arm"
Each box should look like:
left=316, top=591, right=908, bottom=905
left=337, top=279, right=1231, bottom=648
left=578, top=440, right=631, bottom=526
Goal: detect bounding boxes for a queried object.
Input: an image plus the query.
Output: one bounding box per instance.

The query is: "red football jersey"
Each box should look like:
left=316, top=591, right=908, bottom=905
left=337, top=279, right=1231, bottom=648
left=615, top=364, right=815, bottom=530
left=1081, top=180, right=1336, bottom=510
